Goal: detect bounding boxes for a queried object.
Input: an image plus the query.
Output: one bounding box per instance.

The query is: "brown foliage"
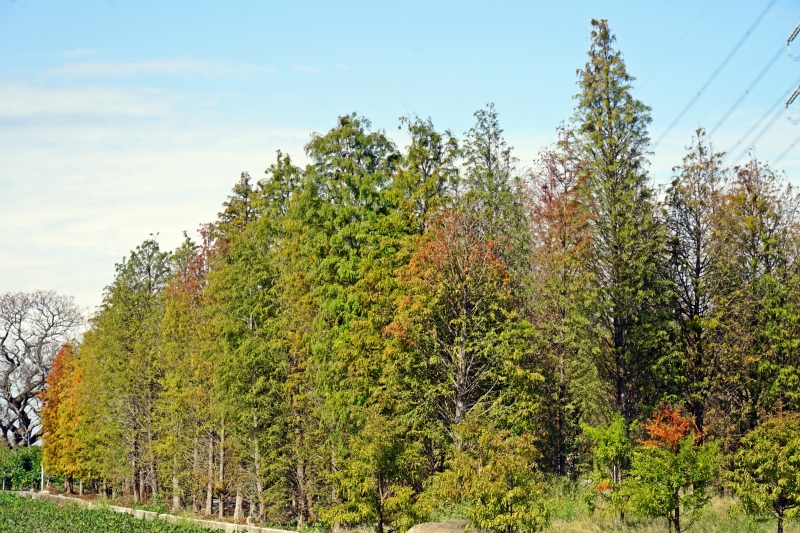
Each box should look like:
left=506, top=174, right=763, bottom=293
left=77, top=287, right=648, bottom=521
left=640, top=407, right=700, bottom=454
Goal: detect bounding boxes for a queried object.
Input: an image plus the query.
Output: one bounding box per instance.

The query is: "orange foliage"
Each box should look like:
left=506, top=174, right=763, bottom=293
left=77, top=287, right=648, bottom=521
left=595, top=481, right=613, bottom=493
left=407, top=209, right=508, bottom=286
left=640, top=407, right=700, bottom=454
left=39, top=343, right=82, bottom=476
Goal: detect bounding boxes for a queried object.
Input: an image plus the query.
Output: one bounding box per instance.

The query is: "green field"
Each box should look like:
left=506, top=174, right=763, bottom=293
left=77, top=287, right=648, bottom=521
left=0, top=492, right=220, bottom=533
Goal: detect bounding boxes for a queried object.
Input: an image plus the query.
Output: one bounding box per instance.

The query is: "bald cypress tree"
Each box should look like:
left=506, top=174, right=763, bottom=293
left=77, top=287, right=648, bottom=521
left=573, top=19, right=673, bottom=426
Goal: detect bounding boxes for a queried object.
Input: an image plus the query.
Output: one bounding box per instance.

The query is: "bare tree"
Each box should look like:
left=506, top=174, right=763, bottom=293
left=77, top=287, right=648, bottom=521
left=0, top=290, right=83, bottom=446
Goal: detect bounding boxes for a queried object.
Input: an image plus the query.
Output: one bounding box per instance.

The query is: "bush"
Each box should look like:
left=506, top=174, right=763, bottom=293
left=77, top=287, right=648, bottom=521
left=0, top=445, right=41, bottom=491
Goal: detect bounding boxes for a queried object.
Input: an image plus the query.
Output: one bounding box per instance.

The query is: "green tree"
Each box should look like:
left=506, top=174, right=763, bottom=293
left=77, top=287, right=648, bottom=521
left=713, top=161, right=800, bottom=436
left=424, top=413, right=548, bottom=533
left=665, top=129, right=728, bottom=436
left=90, top=237, right=171, bottom=502
left=623, top=408, right=720, bottom=533
left=583, top=413, right=631, bottom=518
left=573, top=18, right=673, bottom=425
left=729, top=414, right=800, bottom=533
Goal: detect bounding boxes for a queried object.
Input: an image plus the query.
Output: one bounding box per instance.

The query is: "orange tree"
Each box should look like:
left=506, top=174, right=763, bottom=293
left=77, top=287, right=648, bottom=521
left=622, top=407, right=720, bottom=533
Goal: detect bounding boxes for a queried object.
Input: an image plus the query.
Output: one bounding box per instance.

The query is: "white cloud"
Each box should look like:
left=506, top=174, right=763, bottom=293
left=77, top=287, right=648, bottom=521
left=0, top=81, right=310, bottom=311
left=0, top=82, right=176, bottom=118
left=41, top=59, right=275, bottom=79
left=291, top=64, right=324, bottom=74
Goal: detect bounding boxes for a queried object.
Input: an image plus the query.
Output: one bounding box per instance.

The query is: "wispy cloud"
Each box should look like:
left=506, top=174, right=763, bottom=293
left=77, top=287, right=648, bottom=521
left=0, top=83, right=175, bottom=118
left=0, top=81, right=311, bottom=310
left=41, top=59, right=275, bottom=79
left=291, top=64, right=324, bottom=74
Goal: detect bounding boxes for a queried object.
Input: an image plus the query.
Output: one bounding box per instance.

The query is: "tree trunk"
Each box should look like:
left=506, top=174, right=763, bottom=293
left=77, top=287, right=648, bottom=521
left=778, top=513, right=784, bottom=533
left=192, top=438, right=199, bottom=513
left=172, top=474, right=182, bottom=511
left=297, top=459, right=306, bottom=528
left=218, top=422, right=225, bottom=519
left=139, top=469, right=146, bottom=503
left=79, top=478, right=83, bottom=496
left=233, top=488, right=243, bottom=521
left=254, top=436, right=264, bottom=519
left=205, top=437, right=213, bottom=515
left=674, top=488, right=681, bottom=533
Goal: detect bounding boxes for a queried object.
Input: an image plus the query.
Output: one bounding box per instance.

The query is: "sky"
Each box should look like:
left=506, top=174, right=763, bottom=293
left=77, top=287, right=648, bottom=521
left=2, top=0, right=800, bottom=312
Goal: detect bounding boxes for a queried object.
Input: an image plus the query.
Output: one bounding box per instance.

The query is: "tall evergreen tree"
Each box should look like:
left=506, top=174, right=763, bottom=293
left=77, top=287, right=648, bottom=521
left=573, top=19, right=673, bottom=425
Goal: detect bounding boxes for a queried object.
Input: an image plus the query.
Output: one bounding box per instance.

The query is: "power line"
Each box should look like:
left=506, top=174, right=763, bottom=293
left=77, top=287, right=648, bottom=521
left=773, top=131, right=800, bottom=165
left=708, top=45, right=783, bottom=137
left=732, top=105, right=783, bottom=165
left=638, top=0, right=716, bottom=90
left=727, top=74, right=800, bottom=156
left=654, top=0, right=778, bottom=147
left=698, top=34, right=784, bottom=125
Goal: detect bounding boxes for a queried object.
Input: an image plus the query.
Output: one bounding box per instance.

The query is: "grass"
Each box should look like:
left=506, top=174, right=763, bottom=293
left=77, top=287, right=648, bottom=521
left=546, top=485, right=800, bottom=533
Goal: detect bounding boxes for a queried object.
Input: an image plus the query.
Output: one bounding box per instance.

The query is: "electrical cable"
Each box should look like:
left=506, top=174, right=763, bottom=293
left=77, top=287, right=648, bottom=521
left=727, top=74, right=800, bottom=157
left=638, top=0, right=716, bottom=90
left=773, top=131, right=800, bottom=165
left=654, top=0, right=778, bottom=147
left=708, top=45, right=784, bottom=137
left=732, top=105, right=783, bottom=165
left=699, top=34, right=784, bottom=125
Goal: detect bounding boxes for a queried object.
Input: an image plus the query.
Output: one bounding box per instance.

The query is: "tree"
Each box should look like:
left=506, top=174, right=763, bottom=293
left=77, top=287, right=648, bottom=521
left=39, top=343, right=82, bottom=484
left=391, top=207, right=519, bottom=435
left=91, top=238, right=172, bottom=502
left=0, top=290, right=82, bottom=446
left=583, top=413, right=631, bottom=518
left=665, top=130, right=728, bottom=436
left=729, top=414, right=800, bottom=533
left=424, top=413, right=548, bottom=533
left=155, top=234, right=215, bottom=513
left=323, top=408, right=422, bottom=533
left=714, top=161, right=800, bottom=434
left=573, top=19, right=673, bottom=425
left=527, top=127, right=598, bottom=475
left=623, top=407, right=720, bottom=533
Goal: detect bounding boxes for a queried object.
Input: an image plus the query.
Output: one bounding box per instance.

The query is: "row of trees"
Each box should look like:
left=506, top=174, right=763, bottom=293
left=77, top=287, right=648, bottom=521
left=35, top=19, right=800, bottom=533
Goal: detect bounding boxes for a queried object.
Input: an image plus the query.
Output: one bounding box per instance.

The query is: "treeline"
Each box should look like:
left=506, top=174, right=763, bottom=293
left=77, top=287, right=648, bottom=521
left=39, top=20, right=800, bottom=533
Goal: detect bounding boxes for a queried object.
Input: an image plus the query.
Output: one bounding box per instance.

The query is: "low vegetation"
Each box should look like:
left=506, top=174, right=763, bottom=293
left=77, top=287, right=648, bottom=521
left=0, top=492, right=220, bottom=533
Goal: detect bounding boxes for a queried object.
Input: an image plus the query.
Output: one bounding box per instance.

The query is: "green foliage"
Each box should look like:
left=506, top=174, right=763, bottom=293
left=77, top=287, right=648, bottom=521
left=424, top=414, right=549, bottom=533
left=0, top=445, right=41, bottom=491
left=574, top=18, right=674, bottom=424
left=583, top=414, right=631, bottom=515
left=624, top=435, right=720, bottom=531
left=729, top=414, right=800, bottom=533
left=0, top=492, right=219, bottom=533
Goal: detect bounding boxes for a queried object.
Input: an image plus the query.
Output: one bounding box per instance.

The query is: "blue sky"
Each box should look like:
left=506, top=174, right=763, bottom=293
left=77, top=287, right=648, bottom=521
left=2, top=0, right=799, bottom=310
